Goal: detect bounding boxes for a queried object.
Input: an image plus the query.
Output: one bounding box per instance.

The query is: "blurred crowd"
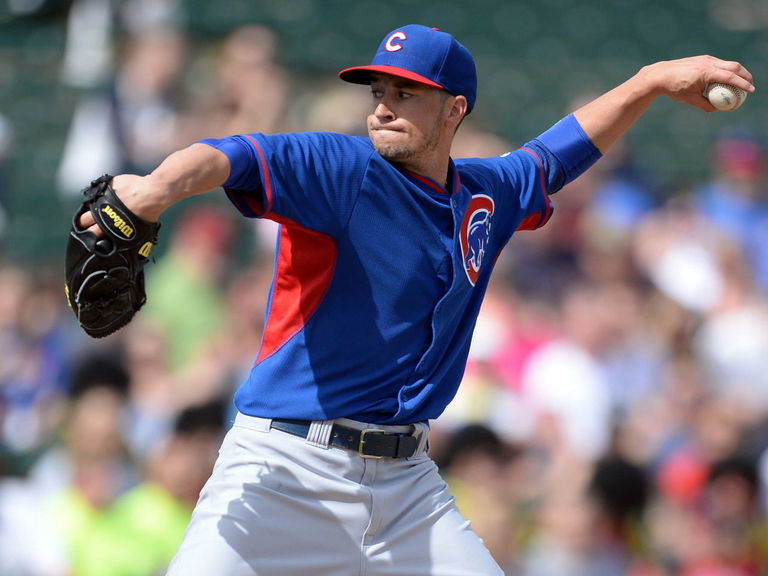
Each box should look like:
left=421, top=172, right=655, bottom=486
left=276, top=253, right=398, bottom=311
left=2, top=2, right=768, bottom=575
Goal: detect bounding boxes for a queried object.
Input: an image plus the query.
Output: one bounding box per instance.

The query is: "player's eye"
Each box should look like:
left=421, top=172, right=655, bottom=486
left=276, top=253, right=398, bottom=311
left=371, top=88, right=384, bottom=99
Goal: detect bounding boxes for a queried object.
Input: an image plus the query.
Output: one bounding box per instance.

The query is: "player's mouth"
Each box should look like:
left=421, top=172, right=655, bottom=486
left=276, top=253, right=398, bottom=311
left=371, top=127, right=409, bottom=142
left=370, top=120, right=404, bottom=132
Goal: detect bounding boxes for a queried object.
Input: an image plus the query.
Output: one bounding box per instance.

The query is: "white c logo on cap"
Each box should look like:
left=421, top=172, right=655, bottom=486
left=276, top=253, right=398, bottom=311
left=385, top=31, right=407, bottom=52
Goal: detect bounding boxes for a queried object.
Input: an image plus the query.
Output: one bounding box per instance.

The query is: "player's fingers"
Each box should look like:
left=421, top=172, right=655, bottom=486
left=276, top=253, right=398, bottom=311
left=719, top=72, right=754, bottom=95
left=696, top=99, right=718, bottom=113
left=86, top=224, right=106, bottom=237
left=717, top=58, right=753, bottom=78
left=78, top=210, right=94, bottom=228
left=712, top=59, right=755, bottom=91
left=77, top=208, right=105, bottom=237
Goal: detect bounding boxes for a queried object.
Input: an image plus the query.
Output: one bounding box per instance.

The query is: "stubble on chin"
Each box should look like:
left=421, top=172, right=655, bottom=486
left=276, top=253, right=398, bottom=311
left=369, top=128, right=409, bottom=161
left=373, top=143, right=411, bottom=162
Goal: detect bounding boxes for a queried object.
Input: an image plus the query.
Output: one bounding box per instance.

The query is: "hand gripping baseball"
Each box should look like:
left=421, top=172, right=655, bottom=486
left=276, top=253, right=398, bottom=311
left=65, top=174, right=161, bottom=338
left=650, top=55, right=754, bottom=111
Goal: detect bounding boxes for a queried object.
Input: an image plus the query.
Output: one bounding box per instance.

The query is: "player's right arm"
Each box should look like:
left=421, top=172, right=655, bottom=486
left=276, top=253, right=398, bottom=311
left=78, top=143, right=231, bottom=235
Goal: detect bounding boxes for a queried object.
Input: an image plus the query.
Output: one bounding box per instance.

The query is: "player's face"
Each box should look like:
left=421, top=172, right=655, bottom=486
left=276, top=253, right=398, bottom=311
left=367, top=74, right=455, bottom=167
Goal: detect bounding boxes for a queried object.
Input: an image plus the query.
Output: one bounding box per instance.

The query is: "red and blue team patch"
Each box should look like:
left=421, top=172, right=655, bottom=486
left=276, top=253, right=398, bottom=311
left=459, top=194, right=494, bottom=286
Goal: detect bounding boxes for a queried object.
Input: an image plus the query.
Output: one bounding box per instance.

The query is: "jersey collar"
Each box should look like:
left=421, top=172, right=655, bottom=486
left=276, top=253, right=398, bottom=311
left=400, top=159, right=460, bottom=196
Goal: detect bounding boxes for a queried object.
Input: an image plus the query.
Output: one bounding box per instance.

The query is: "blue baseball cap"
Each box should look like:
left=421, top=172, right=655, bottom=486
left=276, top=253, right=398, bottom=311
left=339, top=24, right=477, bottom=113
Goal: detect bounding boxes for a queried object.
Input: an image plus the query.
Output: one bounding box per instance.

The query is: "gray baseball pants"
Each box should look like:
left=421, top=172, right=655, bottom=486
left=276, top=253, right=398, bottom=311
left=165, top=412, right=504, bottom=575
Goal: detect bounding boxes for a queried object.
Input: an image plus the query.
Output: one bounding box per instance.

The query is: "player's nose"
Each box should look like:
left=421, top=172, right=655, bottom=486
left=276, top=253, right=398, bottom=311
left=373, top=100, right=396, bottom=121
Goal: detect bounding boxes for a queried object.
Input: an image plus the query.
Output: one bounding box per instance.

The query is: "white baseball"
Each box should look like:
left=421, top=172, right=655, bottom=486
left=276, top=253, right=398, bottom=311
left=705, top=83, right=747, bottom=111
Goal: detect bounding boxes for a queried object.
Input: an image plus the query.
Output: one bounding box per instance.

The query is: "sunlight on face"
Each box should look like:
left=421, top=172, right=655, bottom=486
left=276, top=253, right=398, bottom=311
left=367, top=74, right=453, bottom=166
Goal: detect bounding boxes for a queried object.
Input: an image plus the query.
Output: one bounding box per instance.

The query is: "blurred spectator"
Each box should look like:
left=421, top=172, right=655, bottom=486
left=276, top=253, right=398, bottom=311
left=215, top=262, right=272, bottom=408
left=597, top=280, right=668, bottom=422
left=703, top=457, right=765, bottom=570
left=59, top=0, right=116, bottom=89
left=0, top=265, right=79, bottom=475
left=451, top=122, right=517, bottom=159
left=105, top=399, right=225, bottom=576
left=589, top=454, right=650, bottom=550
left=176, top=24, right=294, bottom=142
left=633, top=195, right=731, bottom=315
left=119, top=317, right=179, bottom=459
left=645, top=454, right=766, bottom=576
left=29, top=351, right=135, bottom=497
left=587, top=138, right=659, bottom=237
left=519, top=281, right=615, bottom=462
left=435, top=424, right=521, bottom=573
left=57, top=0, right=122, bottom=193
left=34, top=353, right=137, bottom=576
left=58, top=25, right=189, bottom=195
left=692, top=128, right=768, bottom=293
left=143, top=203, right=236, bottom=373
left=519, top=464, right=609, bottom=576
left=0, top=472, right=68, bottom=575
left=692, top=247, right=768, bottom=416
left=111, top=27, right=189, bottom=174
left=440, top=278, right=546, bottom=446
left=520, top=454, right=651, bottom=576
left=300, top=79, right=371, bottom=136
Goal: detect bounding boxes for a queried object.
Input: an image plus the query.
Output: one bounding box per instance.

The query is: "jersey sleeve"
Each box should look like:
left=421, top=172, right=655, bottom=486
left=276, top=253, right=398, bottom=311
left=495, top=147, right=556, bottom=233
left=199, top=132, right=372, bottom=235
left=523, top=113, right=602, bottom=193
left=470, top=113, right=603, bottom=237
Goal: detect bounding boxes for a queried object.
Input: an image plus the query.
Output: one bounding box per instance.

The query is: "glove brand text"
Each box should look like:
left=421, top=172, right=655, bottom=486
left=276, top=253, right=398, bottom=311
left=101, top=205, right=135, bottom=239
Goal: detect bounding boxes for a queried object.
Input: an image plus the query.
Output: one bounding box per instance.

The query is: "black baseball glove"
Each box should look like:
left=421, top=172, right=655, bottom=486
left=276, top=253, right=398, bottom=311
left=65, top=174, right=160, bottom=338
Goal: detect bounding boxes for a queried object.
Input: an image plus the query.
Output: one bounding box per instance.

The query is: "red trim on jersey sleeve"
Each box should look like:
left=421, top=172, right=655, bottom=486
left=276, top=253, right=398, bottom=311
left=245, top=134, right=274, bottom=215
left=516, top=148, right=554, bottom=231
left=257, top=219, right=337, bottom=362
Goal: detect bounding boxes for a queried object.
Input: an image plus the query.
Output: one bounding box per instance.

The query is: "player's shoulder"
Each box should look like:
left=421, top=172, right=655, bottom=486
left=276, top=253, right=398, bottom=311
left=248, top=130, right=371, bottom=154
left=455, top=148, right=532, bottom=176
left=293, top=131, right=373, bottom=153
left=455, top=149, right=545, bottom=195
left=253, top=132, right=376, bottom=173
left=454, top=147, right=533, bottom=166
left=454, top=147, right=538, bottom=172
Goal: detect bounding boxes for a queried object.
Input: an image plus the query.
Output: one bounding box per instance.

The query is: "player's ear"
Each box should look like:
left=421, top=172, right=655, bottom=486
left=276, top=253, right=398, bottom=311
left=447, top=95, right=468, bottom=128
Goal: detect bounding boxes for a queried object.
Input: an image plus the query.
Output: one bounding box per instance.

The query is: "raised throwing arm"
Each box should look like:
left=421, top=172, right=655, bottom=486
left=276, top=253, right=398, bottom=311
left=573, top=55, right=755, bottom=154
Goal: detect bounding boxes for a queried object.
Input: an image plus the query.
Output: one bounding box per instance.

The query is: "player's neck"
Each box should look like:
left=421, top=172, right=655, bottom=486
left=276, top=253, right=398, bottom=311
left=394, top=152, right=451, bottom=189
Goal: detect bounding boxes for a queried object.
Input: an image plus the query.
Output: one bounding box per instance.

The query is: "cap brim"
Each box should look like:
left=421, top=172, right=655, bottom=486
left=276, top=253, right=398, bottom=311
left=338, top=65, right=444, bottom=89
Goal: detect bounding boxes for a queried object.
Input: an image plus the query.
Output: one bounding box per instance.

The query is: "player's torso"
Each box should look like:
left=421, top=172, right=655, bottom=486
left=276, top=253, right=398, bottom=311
left=234, top=135, right=546, bottom=424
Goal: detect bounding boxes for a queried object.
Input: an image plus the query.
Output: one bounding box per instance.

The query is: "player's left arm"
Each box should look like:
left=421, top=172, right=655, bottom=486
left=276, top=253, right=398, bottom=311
left=573, top=55, right=755, bottom=153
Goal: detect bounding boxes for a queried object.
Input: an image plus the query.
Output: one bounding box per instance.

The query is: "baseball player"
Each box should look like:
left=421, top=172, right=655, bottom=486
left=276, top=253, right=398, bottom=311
left=77, top=24, right=754, bottom=576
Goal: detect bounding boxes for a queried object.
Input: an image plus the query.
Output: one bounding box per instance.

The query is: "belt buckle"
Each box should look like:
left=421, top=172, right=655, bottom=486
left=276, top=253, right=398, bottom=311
left=358, top=428, right=386, bottom=459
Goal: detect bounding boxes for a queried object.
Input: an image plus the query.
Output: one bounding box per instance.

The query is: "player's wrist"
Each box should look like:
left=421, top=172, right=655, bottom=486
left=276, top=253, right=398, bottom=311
left=112, top=173, right=168, bottom=223
left=632, top=64, right=669, bottom=100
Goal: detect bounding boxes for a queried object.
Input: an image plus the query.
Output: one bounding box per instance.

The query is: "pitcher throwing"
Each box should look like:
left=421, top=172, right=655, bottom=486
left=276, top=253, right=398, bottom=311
left=71, top=24, right=754, bottom=575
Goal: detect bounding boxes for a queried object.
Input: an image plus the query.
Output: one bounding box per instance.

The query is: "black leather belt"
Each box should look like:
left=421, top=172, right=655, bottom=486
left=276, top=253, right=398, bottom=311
left=270, top=418, right=420, bottom=459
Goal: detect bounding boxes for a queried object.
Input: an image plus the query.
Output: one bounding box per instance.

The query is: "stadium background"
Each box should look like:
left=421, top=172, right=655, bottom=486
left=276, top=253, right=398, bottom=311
left=0, top=0, right=766, bottom=262
left=1, top=2, right=768, bottom=574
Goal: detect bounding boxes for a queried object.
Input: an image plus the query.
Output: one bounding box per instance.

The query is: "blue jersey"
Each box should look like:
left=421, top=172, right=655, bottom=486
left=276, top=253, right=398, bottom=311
left=201, top=114, right=600, bottom=424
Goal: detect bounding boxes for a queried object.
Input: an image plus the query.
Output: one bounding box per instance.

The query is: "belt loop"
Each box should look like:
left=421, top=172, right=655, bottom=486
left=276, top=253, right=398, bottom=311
left=412, top=422, right=429, bottom=457
left=306, top=420, right=334, bottom=448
